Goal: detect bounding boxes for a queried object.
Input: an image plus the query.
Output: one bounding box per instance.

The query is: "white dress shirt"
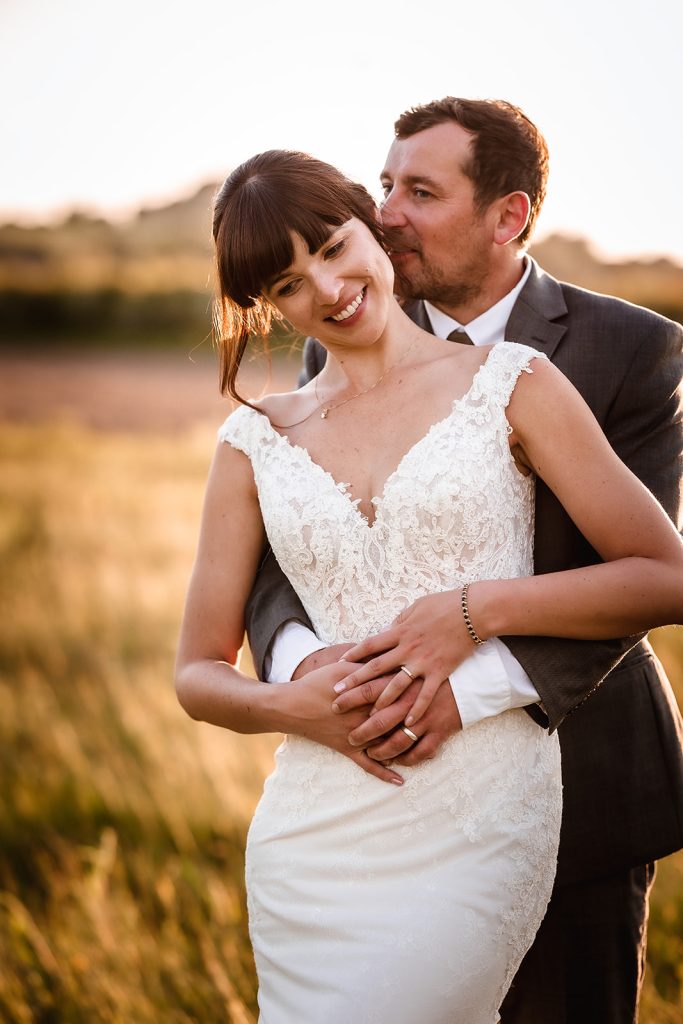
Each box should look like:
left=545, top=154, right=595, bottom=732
left=266, top=258, right=542, bottom=725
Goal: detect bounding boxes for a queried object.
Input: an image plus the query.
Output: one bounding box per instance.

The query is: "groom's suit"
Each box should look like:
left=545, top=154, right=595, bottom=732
left=246, top=260, right=683, bottom=1019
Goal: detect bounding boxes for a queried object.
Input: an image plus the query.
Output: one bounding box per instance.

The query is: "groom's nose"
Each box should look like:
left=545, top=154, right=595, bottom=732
left=380, top=189, right=407, bottom=229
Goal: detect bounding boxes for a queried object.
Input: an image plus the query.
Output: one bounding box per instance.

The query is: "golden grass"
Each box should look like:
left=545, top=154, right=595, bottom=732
left=0, top=420, right=681, bottom=1022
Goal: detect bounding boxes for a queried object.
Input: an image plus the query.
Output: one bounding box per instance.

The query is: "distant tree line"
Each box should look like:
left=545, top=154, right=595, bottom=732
left=0, top=289, right=213, bottom=348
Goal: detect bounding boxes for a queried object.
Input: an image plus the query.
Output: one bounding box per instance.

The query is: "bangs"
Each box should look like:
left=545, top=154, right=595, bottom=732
left=213, top=151, right=376, bottom=308
left=211, top=150, right=382, bottom=404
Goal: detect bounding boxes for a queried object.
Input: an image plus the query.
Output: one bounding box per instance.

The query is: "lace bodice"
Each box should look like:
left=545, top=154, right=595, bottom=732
left=219, top=342, right=545, bottom=645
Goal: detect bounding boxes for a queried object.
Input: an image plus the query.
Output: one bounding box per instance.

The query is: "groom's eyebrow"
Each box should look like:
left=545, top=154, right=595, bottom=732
left=382, top=172, right=442, bottom=193
left=404, top=173, right=440, bottom=190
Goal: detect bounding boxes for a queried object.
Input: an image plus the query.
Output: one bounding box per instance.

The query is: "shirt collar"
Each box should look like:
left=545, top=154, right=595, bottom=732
left=423, top=257, right=532, bottom=345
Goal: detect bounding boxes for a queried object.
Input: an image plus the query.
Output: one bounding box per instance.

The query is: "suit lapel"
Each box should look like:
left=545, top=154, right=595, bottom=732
left=403, top=298, right=435, bottom=335
left=406, top=263, right=568, bottom=363
left=505, top=260, right=568, bottom=361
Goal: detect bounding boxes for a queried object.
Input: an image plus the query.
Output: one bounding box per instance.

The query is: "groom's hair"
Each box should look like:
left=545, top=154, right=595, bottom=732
left=395, top=98, right=549, bottom=246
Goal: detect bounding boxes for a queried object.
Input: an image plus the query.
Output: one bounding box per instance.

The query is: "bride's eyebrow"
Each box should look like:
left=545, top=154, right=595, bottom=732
left=267, top=267, right=295, bottom=289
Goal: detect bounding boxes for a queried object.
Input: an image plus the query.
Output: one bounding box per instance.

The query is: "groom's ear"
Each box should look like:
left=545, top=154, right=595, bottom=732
left=491, top=192, right=531, bottom=247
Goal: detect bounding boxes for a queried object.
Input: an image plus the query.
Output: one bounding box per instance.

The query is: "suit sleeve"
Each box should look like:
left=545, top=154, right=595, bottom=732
left=298, top=335, right=327, bottom=387
left=503, top=316, right=683, bottom=733
left=245, top=336, right=328, bottom=678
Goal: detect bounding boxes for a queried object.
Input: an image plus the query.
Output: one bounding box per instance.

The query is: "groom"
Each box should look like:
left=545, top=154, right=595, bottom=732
left=246, top=98, right=683, bottom=1023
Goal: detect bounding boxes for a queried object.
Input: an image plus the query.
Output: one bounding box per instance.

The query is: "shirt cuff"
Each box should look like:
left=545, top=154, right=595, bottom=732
left=448, top=636, right=541, bottom=729
left=265, top=620, right=326, bottom=683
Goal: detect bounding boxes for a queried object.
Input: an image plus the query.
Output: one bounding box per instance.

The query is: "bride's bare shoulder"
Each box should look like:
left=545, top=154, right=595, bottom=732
left=253, top=382, right=318, bottom=427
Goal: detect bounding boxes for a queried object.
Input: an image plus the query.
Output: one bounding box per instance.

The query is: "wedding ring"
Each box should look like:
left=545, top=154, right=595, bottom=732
left=402, top=725, right=419, bottom=743
left=399, top=665, right=415, bottom=681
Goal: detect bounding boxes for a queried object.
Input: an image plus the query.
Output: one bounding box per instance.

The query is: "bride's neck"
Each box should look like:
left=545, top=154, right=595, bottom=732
left=320, top=310, right=418, bottom=395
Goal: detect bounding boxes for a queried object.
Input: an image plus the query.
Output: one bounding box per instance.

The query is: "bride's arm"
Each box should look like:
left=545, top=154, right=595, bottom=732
left=470, top=357, right=683, bottom=640
left=473, top=356, right=683, bottom=634
left=174, top=441, right=403, bottom=783
left=174, top=441, right=287, bottom=732
left=336, top=358, right=683, bottom=725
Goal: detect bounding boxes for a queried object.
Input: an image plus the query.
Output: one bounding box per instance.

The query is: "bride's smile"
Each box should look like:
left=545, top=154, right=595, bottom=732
left=265, top=218, right=396, bottom=352
left=328, top=286, right=366, bottom=323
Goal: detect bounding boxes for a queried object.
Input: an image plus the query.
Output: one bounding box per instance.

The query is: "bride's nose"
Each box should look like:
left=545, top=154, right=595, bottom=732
left=312, top=268, right=343, bottom=306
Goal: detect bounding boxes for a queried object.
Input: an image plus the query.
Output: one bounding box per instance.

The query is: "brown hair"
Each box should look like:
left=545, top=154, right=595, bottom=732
left=394, top=98, right=549, bottom=245
left=212, top=150, right=383, bottom=403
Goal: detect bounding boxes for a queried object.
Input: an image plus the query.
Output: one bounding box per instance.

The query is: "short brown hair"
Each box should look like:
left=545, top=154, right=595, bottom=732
left=212, top=150, right=383, bottom=403
left=395, top=98, right=549, bottom=245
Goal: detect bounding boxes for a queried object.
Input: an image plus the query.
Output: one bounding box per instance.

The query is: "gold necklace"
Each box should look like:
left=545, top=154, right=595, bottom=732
left=314, top=337, right=418, bottom=420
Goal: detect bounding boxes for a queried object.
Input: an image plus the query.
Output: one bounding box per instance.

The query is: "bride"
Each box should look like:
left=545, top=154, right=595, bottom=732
left=174, top=150, right=683, bottom=1023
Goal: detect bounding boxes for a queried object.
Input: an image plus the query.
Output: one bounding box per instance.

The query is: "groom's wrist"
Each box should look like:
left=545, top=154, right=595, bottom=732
left=293, top=642, right=354, bottom=680
left=292, top=646, right=334, bottom=680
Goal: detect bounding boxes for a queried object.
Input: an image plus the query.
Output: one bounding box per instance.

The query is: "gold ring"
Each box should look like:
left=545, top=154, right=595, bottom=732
left=402, top=725, right=419, bottom=743
left=399, top=665, right=415, bottom=681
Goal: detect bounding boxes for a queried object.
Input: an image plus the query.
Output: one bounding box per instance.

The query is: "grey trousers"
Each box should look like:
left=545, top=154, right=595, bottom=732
left=500, top=862, right=656, bottom=1024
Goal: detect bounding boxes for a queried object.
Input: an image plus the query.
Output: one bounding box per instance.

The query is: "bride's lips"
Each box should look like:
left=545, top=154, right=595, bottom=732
left=325, top=287, right=367, bottom=327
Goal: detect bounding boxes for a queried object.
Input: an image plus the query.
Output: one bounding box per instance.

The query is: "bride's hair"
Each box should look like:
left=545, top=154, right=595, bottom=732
left=212, top=150, right=384, bottom=404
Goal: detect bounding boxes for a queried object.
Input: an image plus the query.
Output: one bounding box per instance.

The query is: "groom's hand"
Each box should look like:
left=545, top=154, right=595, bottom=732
left=334, top=591, right=473, bottom=726
left=375, top=682, right=463, bottom=766
left=341, top=678, right=463, bottom=766
left=291, top=642, right=354, bottom=680
left=284, top=660, right=404, bottom=785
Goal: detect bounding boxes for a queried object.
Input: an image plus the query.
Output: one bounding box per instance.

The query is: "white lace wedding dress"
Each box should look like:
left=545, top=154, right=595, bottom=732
left=218, top=342, right=562, bottom=1024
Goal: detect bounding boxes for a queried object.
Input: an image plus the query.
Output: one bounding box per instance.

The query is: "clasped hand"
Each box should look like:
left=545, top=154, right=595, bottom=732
left=333, top=590, right=474, bottom=726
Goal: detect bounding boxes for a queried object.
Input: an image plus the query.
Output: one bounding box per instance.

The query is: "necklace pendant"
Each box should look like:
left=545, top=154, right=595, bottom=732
left=320, top=409, right=328, bottom=419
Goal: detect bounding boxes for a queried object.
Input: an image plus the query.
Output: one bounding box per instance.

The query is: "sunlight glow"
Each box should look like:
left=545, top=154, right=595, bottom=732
left=2, top=0, right=682, bottom=262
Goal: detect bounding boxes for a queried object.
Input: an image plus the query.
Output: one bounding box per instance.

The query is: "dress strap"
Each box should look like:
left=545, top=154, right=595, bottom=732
left=474, top=342, right=548, bottom=412
left=217, top=404, right=272, bottom=460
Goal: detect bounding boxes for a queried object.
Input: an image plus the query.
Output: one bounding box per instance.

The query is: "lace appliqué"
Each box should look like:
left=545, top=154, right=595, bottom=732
left=219, top=342, right=545, bottom=646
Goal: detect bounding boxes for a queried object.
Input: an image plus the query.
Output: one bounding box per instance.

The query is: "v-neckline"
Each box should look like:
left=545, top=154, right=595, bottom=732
left=253, top=346, right=499, bottom=530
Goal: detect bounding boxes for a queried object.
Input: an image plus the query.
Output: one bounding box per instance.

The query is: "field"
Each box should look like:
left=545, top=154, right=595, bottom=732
left=1, top=351, right=682, bottom=1022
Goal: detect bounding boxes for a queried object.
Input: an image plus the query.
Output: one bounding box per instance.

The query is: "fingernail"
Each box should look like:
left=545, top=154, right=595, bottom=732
left=331, top=703, right=341, bottom=714
left=405, top=714, right=414, bottom=726
left=333, top=682, right=346, bottom=693
left=391, top=777, right=404, bottom=786
left=338, top=655, right=347, bottom=662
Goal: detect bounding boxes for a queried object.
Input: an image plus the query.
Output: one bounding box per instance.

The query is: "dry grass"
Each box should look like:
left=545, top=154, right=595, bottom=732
left=0, top=419, right=681, bottom=1022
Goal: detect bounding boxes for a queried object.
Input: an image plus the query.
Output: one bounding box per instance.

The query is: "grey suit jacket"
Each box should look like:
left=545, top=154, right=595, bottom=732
left=246, top=260, right=683, bottom=885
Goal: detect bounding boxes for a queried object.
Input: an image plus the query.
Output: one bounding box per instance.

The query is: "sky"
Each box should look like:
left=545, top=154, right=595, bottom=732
left=2, top=0, right=682, bottom=262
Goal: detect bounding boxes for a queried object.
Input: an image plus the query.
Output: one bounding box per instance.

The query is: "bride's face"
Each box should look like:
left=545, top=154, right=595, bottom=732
left=264, top=218, right=395, bottom=348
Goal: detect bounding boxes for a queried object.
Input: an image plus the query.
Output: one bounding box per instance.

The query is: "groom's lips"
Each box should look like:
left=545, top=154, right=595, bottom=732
left=387, top=240, right=420, bottom=261
left=389, top=248, right=419, bottom=267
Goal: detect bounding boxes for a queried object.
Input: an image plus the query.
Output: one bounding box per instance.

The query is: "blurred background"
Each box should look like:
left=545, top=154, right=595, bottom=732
left=1, top=0, right=682, bottom=1020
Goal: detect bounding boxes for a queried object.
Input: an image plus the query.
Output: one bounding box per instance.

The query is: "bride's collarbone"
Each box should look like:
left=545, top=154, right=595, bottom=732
left=281, top=403, right=438, bottom=509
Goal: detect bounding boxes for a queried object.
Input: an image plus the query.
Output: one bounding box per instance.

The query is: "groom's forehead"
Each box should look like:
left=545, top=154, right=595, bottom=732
left=381, top=122, right=472, bottom=183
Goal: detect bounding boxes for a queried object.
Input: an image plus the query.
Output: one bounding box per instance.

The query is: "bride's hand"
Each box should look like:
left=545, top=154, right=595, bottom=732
left=284, top=660, right=405, bottom=786
left=333, top=591, right=481, bottom=726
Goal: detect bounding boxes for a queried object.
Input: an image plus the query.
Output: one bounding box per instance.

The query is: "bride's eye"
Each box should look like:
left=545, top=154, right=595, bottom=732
left=324, top=240, right=346, bottom=259
left=277, top=279, right=299, bottom=297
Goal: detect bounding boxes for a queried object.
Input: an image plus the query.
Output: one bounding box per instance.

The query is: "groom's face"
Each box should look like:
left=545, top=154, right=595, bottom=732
left=380, top=121, right=496, bottom=311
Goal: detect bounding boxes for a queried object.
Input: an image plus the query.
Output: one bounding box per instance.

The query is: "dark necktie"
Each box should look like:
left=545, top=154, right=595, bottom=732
left=447, top=329, right=474, bottom=345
